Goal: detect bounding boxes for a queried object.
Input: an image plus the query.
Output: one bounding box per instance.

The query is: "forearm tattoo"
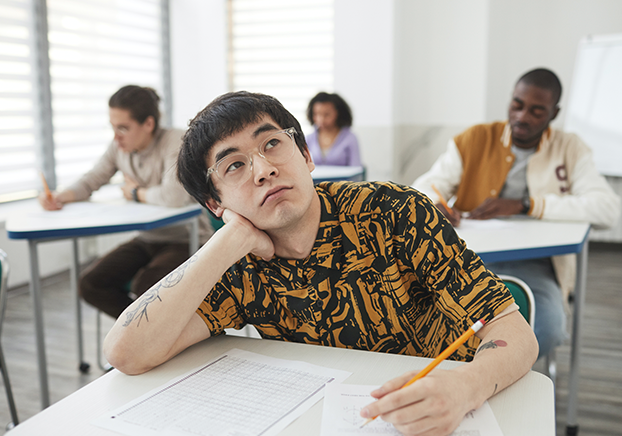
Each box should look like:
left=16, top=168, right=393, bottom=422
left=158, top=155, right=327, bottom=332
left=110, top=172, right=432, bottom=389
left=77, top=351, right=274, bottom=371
left=475, top=339, right=507, bottom=356
left=122, top=255, right=198, bottom=327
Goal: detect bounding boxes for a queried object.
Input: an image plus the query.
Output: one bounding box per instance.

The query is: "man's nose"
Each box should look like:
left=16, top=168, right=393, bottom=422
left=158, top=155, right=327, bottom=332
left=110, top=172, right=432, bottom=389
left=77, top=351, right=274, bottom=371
left=252, top=154, right=278, bottom=183
left=515, top=108, right=529, bottom=123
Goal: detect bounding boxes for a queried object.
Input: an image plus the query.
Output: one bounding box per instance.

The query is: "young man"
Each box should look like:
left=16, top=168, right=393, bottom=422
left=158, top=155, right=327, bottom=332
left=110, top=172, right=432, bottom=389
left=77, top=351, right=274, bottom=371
left=39, top=85, right=213, bottom=318
left=105, top=91, right=537, bottom=436
left=413, top=68, right=620, bottom=359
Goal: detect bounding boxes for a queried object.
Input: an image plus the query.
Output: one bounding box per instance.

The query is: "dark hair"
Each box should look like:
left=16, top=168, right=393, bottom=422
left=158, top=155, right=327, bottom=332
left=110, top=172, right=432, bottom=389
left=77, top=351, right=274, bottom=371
left=517, top=68, right=563, bottom=105
left=306, top=92, right=353, bottom=128
left=108, top=85, right=161, bottom=132
left=177, top=91, right=307, bottom=206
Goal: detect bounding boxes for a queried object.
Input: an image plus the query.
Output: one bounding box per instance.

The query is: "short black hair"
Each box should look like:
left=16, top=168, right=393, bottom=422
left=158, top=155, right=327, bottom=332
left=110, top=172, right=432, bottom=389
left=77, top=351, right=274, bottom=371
left=177, top=91, right=307, bottom=206
left=517, top=68, right=562, bottom=105
left=109, top=85, right=161, bottom=132
left=306, top=92, right=353, bottom=128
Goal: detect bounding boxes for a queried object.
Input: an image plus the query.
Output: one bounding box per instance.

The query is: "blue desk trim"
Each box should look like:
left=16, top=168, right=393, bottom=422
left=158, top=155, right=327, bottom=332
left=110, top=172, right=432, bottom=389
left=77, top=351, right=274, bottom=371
left=476, top=228, right=590, bottom=263
left=7, top=209, right=202, bottom=240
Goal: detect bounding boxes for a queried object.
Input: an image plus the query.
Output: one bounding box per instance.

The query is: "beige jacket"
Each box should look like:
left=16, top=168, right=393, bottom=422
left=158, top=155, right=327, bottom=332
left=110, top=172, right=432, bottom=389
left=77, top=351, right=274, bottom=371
left=413, top=121, right=620, bottom=299
left=66, top=128, right=212, bottom=244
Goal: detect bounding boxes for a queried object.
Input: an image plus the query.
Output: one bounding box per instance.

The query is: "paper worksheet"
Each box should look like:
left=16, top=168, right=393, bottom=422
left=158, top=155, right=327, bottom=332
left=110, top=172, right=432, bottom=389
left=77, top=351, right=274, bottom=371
left=93, top=349, right=351, bottom=436
left=320, top=384, right=503, bottom=436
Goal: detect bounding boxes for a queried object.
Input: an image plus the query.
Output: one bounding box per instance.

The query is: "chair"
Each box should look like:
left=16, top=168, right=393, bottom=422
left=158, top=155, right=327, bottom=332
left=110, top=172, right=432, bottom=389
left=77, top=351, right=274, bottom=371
left=498, top=274, right=557, bottom=384
left=0, top=249, right=19, bottom=428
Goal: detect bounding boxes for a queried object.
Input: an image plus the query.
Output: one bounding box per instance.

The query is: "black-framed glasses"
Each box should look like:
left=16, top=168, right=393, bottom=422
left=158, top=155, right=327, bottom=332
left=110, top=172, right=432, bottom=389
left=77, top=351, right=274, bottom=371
left=206, top=127, right=297, bottom=187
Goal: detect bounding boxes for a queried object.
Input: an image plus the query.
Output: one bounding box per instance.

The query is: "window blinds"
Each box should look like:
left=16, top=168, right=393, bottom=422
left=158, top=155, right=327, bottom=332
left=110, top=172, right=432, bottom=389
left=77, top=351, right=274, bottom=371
left=47, top=0, right=164, bottom=188
left=0, top=0, right=39, bottom=201
left=229, top=0, right=334, bottom=131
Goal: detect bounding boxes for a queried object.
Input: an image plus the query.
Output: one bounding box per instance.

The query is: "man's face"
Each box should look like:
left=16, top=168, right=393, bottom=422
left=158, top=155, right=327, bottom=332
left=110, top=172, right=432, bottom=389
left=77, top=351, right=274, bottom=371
left=206, top=115, right=316, bottom=232
left=508, top=81, right=559, bottom=149
left=109, top=107, right=154, bottom=153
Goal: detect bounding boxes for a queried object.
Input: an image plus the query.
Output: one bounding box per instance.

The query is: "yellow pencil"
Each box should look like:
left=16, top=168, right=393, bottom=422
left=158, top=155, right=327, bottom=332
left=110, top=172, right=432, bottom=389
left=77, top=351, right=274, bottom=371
left=360, top=319, right=487, bottom=428
left=431, top=184, right=453, bottom=214
left=40, top=172, right=53, bottom=201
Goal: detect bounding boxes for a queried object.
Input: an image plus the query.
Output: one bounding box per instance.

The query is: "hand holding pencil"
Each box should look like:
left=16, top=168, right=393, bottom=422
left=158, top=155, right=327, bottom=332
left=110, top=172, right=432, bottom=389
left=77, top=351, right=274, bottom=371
left=359, top=319, right=486, bottom=433
left=431, top=184, right=461, bottom=227
left=38, top=172, right=63, bottom=211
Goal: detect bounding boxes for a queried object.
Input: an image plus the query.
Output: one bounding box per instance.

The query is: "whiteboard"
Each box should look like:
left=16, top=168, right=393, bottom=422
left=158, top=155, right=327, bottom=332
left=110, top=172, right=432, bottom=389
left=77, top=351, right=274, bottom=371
left=565, top=34, right=622, bottom=177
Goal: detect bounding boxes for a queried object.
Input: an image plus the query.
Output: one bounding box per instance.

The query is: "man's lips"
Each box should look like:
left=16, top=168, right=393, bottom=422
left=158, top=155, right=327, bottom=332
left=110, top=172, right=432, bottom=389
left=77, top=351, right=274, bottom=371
left=261, top=186, right=291, bottom=206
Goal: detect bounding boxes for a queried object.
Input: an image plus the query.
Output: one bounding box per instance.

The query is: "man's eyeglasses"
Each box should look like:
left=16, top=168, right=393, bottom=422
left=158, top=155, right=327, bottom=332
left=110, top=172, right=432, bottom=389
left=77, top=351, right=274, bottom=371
left=206, top=127, right=298, bottom=187
left=112, top=126, right=130, bottom=136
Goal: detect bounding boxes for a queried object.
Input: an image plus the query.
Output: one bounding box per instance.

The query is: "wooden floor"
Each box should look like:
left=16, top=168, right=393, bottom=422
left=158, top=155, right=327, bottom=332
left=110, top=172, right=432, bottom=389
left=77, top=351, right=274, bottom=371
left=0, top=243, right=620, bottom=435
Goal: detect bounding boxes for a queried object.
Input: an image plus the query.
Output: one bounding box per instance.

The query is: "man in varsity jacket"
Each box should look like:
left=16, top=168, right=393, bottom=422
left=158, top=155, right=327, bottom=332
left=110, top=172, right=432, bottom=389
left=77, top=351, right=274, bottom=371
left=413, top=68, right=620, bottom=359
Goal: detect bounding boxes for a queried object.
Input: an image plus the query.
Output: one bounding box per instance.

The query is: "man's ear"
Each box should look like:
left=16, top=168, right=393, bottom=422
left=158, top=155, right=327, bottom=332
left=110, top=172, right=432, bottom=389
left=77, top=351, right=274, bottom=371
left=551, top=105, right=560, bottom=122
left=143, top=115, right=156, bottom=133
left=206, top=198, right=224, bottom=218
left=303, top=147, right=315, bottom=172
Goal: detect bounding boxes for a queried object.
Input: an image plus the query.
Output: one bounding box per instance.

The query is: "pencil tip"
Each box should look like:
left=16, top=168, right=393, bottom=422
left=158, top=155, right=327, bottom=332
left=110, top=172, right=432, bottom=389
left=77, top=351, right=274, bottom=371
left=360, top=418, right=373, bottom=428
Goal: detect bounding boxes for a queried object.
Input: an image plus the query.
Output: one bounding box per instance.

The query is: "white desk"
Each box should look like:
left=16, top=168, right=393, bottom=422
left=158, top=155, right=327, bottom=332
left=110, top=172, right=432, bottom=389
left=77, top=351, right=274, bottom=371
left=311, top=165, right=366, bottom=182
left=5, top=188, right=203, bottom=409
left=455, top=218, right=590, bottom=436
left=9, top=335, right=555, bottom=436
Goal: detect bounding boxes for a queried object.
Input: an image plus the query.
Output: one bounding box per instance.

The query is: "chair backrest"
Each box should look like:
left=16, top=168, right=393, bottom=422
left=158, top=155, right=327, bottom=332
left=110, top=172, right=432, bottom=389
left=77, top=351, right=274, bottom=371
left=498, top=274, right=536, bottom=330
left=0, top=249, right=9, bottom=337
left=207, top=210, right=225, bottom=232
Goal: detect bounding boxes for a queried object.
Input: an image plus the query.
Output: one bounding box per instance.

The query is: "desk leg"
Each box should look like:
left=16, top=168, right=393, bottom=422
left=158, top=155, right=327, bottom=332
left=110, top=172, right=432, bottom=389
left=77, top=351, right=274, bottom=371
left=28, top=240, right=50, bottom=409
left=189, top=216, right=199, bottom=255
left=70, top=238, right=89, bottom=373
left=567, top=239, right=589, bottom=436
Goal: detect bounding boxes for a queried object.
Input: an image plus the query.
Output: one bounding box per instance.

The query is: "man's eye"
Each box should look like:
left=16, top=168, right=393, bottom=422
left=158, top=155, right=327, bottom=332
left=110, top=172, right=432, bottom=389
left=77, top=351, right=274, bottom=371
left=264, top=138, right=281, bottom=150
left=224, top=160, right=245, bottom=174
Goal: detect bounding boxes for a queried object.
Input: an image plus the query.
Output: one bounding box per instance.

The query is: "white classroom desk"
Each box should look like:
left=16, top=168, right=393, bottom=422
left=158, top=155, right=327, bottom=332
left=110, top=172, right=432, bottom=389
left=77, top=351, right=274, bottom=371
left=311, top=165, right=366, bottom=182
left=9, top=335, right=555, bottom=436
left=455, top=217, right=590, bottom=436
left=5, top=186, right=203, bottom=409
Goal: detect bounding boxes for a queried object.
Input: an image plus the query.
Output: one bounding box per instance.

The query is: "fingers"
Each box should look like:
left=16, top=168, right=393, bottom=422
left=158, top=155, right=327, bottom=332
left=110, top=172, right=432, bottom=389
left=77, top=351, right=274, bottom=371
left=38, top=192, right=63, bottom=210
left=362, top=372, right=425, bottom=418
left=436, top=203, right=461, bottom=227
left=469, top=198, right=495, bottom=220
left=361, top=369, right=471, bottom=436
left=370, top=371, right=418, bottom=399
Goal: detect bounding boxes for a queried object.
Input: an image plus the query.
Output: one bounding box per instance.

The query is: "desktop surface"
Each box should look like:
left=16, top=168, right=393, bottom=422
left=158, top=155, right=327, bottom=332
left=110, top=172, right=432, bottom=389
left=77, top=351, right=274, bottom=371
left=9, top=336, right=555, bottom=436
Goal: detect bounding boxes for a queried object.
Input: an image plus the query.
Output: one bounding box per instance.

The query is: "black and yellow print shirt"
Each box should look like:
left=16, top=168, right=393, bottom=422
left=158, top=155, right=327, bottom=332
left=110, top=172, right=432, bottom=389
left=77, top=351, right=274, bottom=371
left=197, top=182, right=513, bottom=361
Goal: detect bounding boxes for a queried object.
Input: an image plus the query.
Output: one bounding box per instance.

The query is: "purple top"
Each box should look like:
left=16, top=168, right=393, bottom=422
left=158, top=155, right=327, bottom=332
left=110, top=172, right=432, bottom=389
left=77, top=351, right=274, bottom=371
left=305, top=127, right=362, bottom=166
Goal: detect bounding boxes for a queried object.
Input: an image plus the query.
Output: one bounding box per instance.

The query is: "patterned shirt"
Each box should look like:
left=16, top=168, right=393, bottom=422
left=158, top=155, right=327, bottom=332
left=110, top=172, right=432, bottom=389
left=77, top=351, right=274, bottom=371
left=197, top=182, right=513, bottom=361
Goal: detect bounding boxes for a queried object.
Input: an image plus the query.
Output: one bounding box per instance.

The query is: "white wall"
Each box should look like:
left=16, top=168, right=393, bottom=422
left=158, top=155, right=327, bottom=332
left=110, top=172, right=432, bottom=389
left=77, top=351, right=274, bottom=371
left=486, top=0, right=622, bottom=127
left=393, top=0, right=489, bottom=126
left=5, top=0, right=622, bottom=287
left=170, top=0, right=228, bottom=129
left=334, top=0, right=395, bottom=181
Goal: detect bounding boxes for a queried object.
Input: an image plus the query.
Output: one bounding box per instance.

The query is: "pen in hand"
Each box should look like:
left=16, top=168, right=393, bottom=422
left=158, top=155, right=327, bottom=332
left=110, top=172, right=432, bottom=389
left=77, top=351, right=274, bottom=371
left=360, top=319, right=486, bottom=428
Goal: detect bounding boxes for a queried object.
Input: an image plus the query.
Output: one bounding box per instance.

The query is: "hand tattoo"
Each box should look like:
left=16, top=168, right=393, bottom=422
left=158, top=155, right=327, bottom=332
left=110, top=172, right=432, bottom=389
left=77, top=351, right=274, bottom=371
left=122, top=255, right=198, bottom=327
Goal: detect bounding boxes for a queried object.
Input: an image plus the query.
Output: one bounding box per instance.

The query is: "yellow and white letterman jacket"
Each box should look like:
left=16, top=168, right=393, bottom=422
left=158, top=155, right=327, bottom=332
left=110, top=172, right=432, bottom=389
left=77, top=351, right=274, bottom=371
left=413, top=121, right=620, bottom=301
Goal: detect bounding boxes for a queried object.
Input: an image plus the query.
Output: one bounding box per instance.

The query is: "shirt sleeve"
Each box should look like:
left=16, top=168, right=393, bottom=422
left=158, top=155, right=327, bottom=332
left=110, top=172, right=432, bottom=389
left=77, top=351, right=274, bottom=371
left=411, top=139, right=463, bottom=204
left=344, top=129, right=362, bottom=167
left=537, top=151, right=621, bottom=229
left=143, top=130, right=193, bottom=207
left=64, top=142, right=118, bottom=201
